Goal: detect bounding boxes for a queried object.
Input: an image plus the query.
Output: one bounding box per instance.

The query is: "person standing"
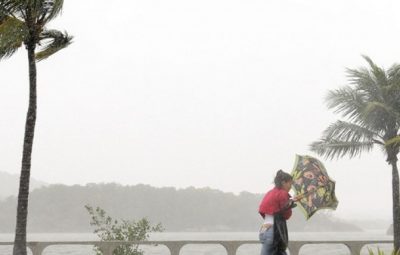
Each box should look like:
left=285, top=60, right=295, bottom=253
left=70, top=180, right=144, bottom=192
left=258, top=170, right=301, bottom=255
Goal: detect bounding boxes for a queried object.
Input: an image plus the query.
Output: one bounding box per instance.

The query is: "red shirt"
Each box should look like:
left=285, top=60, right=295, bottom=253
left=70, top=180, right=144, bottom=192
left=258, top=187, right=292, bottom=220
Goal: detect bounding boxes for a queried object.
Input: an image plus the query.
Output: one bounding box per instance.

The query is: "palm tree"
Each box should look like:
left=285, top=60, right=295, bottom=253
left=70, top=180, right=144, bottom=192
left=0, top=1, right=72, bottom=254
left=310, top=56, right=400, bottom=252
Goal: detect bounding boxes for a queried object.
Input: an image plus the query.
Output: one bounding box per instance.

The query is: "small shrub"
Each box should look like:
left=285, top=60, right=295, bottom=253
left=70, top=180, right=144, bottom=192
left=85, top=205, right=164, bottom=255
left=367, top=248, right=400, bottom=255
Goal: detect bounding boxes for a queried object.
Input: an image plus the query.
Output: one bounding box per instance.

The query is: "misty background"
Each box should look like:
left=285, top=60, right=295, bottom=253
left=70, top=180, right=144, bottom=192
left=1, top=0, right=400, bottom=223
left=0, top=172, right=374, bottom=233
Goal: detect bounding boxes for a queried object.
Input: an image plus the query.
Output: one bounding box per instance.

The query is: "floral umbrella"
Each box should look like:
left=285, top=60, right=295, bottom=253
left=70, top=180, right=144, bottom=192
left=291, top=155, right=338, bottom=219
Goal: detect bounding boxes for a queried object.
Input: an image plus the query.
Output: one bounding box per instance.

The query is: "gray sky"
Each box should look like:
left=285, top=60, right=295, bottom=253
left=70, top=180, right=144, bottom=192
left=1, top=0, right=400, bottom=220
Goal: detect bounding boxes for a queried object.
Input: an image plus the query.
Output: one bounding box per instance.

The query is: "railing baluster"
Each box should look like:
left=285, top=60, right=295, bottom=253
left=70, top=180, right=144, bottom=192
left=221, top=242, right=240, bottom=255
left=288, top=241, right=303, bottom=255
left=345, top=242, right=365, bottom=255
left=28, top=242, right=47, bottom=255
left=164, top=241, right=185, bottom=255
left=98, top=243, right=116, bottom=255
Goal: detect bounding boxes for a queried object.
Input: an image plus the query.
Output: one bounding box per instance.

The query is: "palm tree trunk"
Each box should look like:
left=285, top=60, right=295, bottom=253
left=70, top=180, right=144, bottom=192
left=13, top=41, right=37, bottom=255
left=391, top=160, right=400, bottom=253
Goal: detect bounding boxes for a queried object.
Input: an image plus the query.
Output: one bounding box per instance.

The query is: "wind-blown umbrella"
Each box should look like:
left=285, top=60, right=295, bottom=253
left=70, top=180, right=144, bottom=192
left=291, top=155, right=338, bottom=219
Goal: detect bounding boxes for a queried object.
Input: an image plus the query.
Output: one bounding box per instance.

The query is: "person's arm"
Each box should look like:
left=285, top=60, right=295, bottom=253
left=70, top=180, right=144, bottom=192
left=277, top=191, right=293, bottom=220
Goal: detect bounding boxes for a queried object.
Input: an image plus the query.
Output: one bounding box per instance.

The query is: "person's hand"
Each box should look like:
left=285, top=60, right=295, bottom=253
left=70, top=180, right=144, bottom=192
left=293, top=194, right=304, bottom=202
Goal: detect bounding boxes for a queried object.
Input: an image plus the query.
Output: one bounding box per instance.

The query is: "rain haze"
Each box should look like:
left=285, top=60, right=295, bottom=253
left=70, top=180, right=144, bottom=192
left=1, top=0, right=400, bottom=222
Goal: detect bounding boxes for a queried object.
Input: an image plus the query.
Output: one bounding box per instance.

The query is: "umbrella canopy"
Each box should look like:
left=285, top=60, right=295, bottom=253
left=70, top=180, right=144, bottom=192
left=291, top=155, right=338, bottom=219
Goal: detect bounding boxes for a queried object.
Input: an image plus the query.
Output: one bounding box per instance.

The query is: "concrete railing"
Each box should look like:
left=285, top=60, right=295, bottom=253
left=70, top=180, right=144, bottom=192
left=0, top=240, right=393, bottom=255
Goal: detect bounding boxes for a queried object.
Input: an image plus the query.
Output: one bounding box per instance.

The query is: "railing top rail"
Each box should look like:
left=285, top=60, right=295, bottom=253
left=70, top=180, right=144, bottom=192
left=0, top=240, right=393, bottom=245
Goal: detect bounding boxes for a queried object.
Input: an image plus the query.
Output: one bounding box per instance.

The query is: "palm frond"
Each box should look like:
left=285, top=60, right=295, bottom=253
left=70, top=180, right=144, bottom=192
left=0, top=16, right=28, bottom=60
left=363, top=101, right=396, bottom=116
left=385, top=136, right=400, bottom=147
left=0, top=0, right=23, bottom=18
left=362, top=55, right=389, bottom=88
left=362, top=101, right=400, bottom=131
left=0, top=0, right=28, bottom=21
left=322, top=120, right=383, bottom=143
left=325, top=86, right=367, bottom=123
left=326, top=85, right=399, bottom=132
left=346, top=67, right=383, bottom=102
left=386, top=64, right=400, bottom=116
left=314, top=56, right=400, bottom=161
left=36, top=0, right=64, bottom=23
left=387, top=64, right=400, bottom=83
left=310, top=138, right=375, bottom=159
left=36, top=29, right=72, bottom=61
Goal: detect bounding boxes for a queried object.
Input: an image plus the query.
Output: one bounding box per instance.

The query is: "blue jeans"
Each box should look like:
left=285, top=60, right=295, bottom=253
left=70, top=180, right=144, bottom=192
left=259, top=227, right=287, bottom=255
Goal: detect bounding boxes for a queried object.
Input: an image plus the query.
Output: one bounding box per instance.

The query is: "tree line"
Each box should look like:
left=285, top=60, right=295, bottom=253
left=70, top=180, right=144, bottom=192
left=0, top=183, right=360, bottom=233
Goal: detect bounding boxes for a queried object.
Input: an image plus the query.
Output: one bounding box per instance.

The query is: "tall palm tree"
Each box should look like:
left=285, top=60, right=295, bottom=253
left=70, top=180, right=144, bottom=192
left=310, top=56, right=400, bottom=252
left=0, top=1, right=72, bottom=254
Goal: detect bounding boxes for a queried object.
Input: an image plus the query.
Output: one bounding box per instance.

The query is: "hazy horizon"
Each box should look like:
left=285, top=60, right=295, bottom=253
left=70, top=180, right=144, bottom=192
left=2, top=0, right=400, bottom=221
left=0, top=171, right=392, bottom=223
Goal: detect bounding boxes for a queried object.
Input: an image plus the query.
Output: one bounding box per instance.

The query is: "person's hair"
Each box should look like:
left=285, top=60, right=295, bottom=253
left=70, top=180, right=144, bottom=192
left=274, top=169, right=293, bottom=187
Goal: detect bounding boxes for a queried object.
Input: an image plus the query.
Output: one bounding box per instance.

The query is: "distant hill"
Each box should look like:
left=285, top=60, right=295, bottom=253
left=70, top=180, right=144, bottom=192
left=0, top=171, right=47, bottom=200
left=0, top=183, right=361, bottom=233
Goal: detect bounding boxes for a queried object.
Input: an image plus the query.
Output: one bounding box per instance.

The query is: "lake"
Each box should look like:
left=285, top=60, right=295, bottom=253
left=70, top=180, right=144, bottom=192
left=0, top=231, right=394, bottom=255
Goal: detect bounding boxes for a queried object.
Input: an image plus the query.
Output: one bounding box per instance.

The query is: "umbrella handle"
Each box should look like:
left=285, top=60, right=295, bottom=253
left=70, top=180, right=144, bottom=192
left=293, top=191, right=312, bottom=202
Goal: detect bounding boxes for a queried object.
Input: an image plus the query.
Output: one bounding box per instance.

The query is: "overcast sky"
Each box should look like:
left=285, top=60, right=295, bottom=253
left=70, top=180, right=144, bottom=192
left=1, top=0, right=400, bottom=220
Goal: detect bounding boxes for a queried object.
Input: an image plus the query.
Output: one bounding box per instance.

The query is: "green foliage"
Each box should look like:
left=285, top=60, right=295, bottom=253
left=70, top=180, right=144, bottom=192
left=310, top=56, right=400, bottom=161
left=36, top=29, right=72, bottom=61
left=0, top=0, right=72, bottom=61
left=310, top=56, right=400, bottom=251
left=85, top=204, right=164, bottom=255
left=0, top=16, right=28, bottom=59
left=367, top=248, right=400, bottom=255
